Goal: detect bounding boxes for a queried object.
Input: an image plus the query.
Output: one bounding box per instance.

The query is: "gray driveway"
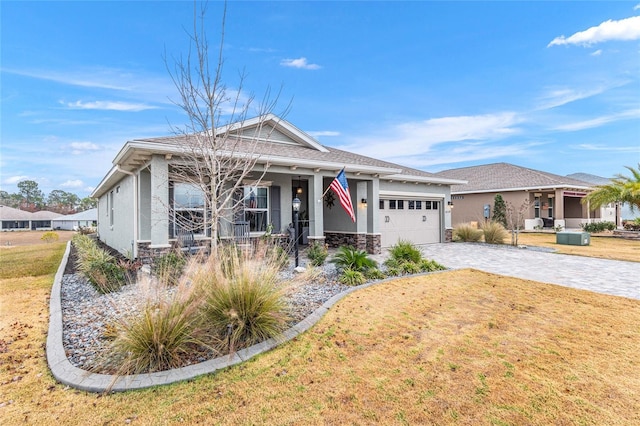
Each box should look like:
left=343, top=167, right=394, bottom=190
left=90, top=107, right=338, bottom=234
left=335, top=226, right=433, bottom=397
left=411, top=243, right=640, bottom=300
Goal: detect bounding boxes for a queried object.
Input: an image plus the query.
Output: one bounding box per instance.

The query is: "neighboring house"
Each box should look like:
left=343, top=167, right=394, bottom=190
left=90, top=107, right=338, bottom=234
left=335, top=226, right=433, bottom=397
left=567, top=172, right=634, bottom=223
left=51, top=208, right=98, bottom=231
left=0, top=205, right=62, bottom=230
left=436, top=163, right=614, bottom=230
left=90, top=115, right=464, bottom=261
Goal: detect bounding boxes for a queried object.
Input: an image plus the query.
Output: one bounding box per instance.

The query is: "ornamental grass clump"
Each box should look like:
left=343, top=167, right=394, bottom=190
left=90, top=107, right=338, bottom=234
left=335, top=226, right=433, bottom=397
left=198, top=246, right=289, bottom=353
left=152, top=250, right=187, bottom=286
left=453, top=223, right=484, bottom=242
left=72, top=234, right=126, bottom=293
left=104, top=282, right=209, bottom=375
left=307, top=241, right=329, bottom=266
left=481, top=220, right=508, bottom=244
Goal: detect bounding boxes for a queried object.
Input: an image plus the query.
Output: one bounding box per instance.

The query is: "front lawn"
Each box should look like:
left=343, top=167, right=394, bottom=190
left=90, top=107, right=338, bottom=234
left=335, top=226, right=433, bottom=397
left=1, top=238, right=639, bottom=424
left=516, top=232, right=640, bottom=262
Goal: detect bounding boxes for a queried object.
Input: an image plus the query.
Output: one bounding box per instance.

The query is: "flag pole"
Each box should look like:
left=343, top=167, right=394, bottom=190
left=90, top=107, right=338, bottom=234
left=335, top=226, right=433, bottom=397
left=318, top=167, right=345, bottom=201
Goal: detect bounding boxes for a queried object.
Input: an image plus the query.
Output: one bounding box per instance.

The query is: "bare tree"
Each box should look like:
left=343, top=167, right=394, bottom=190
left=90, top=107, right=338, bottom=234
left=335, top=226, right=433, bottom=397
left=164, top=1, right=286, bottom=252
left=506, top=198, right=532, bottom=246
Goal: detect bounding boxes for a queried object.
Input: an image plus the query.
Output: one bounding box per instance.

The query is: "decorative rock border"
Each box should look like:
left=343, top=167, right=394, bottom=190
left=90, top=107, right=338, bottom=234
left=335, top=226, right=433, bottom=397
left=46, top=241, right=378, bottom=393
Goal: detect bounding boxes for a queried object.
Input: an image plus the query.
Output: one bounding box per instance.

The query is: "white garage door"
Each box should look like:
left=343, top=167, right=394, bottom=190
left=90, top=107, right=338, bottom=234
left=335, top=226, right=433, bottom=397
left=379, top=199, right=441, bottom=247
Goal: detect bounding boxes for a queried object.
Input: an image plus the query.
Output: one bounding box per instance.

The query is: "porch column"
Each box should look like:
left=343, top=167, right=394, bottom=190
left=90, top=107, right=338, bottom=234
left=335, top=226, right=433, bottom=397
left=555, top=189, right=565, bottom=220
left=308, top=174, right=325, bottom=239
left=356, top=181, right=368, bottom=233
left=150, top=154, right=170, bottom=248
left=366, top=178, right=379, bottom=234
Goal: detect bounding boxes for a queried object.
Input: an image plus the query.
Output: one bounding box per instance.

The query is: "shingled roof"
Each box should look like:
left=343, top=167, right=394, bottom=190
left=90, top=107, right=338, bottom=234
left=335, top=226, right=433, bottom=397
left=436, top=163, right=594, bottom=193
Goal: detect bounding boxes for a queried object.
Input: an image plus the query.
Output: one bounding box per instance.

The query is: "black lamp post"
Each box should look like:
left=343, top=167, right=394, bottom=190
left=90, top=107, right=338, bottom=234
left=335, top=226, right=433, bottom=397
left=292, top=196, right=301, bottom=267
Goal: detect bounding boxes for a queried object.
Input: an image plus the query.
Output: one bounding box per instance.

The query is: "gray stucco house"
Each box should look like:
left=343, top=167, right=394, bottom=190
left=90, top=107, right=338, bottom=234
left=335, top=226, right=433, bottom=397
left=91, top=115, right=463, bottom=261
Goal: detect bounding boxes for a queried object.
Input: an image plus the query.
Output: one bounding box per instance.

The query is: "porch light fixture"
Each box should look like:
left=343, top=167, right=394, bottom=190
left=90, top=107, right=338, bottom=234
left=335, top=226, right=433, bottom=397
left=296, top=176, right=303, bottom=194
left=361, top=198, right=367, bottom=206
left=292, top=197, right=301, bottom=267
left=448, top=201, right=454, bottom=209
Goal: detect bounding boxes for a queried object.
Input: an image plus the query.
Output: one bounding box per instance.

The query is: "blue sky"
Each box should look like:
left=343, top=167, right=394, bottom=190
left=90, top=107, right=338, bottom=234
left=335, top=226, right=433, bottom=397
left=2, top=1, right=639, bottom=198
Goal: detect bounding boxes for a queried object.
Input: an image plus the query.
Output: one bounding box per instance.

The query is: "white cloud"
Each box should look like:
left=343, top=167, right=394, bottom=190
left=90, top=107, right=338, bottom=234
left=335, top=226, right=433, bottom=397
left=280, top=57, right=321, bottom=70
left=338, top=112, right=522, bottom=160
left=3, top=175, right=29, bottom=184
left=60, top=179, right=84, bottom=189
left=536, top=86, right=609, bottom=110
left=590, top=49, right=603, bottom=56
left=634, top=4, right=640, bottom=11
left=62, top=100, right=158, bottom=112
left=307, top=130, right=340, bottom=138
left=548, top=16, right=640, bottom=47
left=573, top=143, right=640, bottom=152
left=553, top=108, right=640, bottom=131
left=68, top=142, right=101, bottom=155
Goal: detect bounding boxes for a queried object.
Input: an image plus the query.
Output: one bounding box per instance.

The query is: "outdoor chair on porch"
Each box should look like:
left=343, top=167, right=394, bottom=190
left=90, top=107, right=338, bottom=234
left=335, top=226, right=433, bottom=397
left=233, top=221, right=251, bottom=247
left=176, top=228, right=201, bottom=255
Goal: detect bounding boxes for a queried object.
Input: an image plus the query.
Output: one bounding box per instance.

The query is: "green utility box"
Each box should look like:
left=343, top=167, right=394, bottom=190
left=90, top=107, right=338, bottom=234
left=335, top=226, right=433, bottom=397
left=556, top=232, right=590, bottom=246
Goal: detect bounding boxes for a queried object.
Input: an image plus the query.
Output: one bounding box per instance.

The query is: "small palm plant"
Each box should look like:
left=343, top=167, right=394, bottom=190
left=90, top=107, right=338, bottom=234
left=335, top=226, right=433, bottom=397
left=330, top=246, right=377, bottom=273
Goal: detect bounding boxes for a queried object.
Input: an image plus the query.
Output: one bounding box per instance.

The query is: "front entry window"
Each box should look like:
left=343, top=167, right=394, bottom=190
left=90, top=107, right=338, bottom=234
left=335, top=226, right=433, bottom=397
left=243, top=186, right=269, bottom=233
left=173, top=182, right=205, bottom=236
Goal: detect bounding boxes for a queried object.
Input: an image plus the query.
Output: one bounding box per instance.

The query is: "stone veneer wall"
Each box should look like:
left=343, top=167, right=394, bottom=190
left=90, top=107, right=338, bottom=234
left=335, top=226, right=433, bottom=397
left=445, top=228, right=453, bottom=243
left=324, top=232, right=381, bottom=255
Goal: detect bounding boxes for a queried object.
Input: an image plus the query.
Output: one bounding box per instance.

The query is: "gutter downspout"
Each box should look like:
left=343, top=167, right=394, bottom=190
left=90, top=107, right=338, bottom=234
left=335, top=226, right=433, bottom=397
left=116, top=166, right=138, bottom=259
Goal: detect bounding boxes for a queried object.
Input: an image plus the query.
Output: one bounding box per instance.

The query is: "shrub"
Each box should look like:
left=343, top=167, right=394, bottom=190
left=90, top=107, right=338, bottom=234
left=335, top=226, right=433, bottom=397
left=581, top=221, right=615, bottom=233
left=453, top=223, right=483, bottom=242
left=104, top=288, right=207, bottom=375
left=388, top=240, right=422, bottom=264
left=385, top=266, right=401, bottom=277
left=41, top=231, right=59, bottom=243
left=307, top=241, right=329, bottom=266
left=339, top=268, right=366, bottom=286
left=152, top=251, right=187, bottom=286
left=364, top=268, right=386, bottom=281
left=198, top=246, right=289, bottom=352
left=401, top=261, right=422, bottom=275
left=481, top=221, right=508, bottom=244
left=419, top=259, right=446, bottom=272
left=623, top=219, right=640, bottom=231
left=331, top=246, right=377, bottom=273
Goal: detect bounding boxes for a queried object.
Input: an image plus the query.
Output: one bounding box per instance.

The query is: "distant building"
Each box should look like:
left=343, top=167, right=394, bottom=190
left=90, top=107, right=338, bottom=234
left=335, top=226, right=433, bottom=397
left=0, top=205, right=62, bottom=231
left=436, top=163, right=619, bottom=230
left=567, top=172, right=635, bottom=222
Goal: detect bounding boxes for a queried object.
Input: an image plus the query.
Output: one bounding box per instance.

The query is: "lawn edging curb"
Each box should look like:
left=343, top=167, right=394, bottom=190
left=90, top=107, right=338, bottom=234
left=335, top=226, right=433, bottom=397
left=47, top=241, right=435, bottom=393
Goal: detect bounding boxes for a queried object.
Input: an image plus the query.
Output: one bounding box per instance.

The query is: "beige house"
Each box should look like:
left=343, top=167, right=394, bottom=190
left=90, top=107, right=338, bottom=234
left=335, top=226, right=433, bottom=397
left=436, top=163, right=618, bottom=230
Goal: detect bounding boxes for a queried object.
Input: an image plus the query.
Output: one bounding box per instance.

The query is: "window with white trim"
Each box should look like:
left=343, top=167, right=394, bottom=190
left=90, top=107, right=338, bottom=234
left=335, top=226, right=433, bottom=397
left=172, top=182, right=205, bottom=237
left=243, top=186, right=269, bottom=233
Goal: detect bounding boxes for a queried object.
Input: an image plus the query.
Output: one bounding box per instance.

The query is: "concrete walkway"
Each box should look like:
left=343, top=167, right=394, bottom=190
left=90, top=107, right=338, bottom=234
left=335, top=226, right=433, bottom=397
left=47, top=241, right=639, bottom=393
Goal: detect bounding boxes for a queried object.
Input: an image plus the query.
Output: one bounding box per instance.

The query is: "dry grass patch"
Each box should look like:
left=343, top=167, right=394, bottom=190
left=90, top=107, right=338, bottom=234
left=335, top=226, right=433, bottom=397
left=0, top=230, right=74, bottom=248
left=2, top=246, right=640, bottom=425
left=517, top=232, right=640, bottom=262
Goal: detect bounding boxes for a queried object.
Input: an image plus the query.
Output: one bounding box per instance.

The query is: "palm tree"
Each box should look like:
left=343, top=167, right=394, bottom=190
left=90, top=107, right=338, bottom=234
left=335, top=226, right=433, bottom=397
left=582, top=164, right=640, bottom=213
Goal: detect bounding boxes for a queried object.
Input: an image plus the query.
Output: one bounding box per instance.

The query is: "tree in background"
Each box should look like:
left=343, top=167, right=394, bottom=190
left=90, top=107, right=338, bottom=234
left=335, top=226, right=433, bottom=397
left=582, top=163, right=640, bottom=214
left=164, top=1, right=284, bottom=252
left=492, top=194, right=507, bottom=227
left=1, top=181, right=96, bottom=213
left=17, top=180, right=45, bottom=211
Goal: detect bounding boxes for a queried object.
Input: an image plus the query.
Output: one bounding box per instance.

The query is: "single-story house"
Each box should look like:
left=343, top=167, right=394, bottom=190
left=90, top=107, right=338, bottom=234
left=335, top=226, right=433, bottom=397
left=51, top=208, right=98, bottom=231
left=0, top=205, right=63, bottom=231
left=567, top=172, right=632, bottom=223
left=90, top=114, right=465, bottom=261
left=435, top=163, right=616, bottom=230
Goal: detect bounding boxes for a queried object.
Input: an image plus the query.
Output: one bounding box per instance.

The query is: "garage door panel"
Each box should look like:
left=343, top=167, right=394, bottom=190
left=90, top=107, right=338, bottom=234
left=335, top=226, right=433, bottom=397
left=380, top=200, right=440, bottom=247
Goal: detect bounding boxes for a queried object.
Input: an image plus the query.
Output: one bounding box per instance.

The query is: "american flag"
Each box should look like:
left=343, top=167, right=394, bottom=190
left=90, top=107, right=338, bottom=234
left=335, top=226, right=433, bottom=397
left=329, top=168, right=356, bottom=222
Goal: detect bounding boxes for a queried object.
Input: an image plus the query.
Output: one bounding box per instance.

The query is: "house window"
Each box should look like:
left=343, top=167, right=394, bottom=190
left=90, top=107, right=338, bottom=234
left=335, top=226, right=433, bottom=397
left=109, top=191, right=114, bottom=226
left=397, top=200, right=404, bottom=210
left=425, top=201, right=432, bottom=210
left=534, top=196, right=541, bottom=218
left=408, top=200, right=415, bottom=210
left=389, top=200, right=396, bottom=210
left=548, top=197, right=554, bottom=218
left=415, top=200, right=422, bottom=210
left=173, top=182, right=205, bottom=236
left=379, top=200, right=385, bottom=210
left=432, top=201, right=439, bottom=210
left=243, top=186, right=268, bottom=233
